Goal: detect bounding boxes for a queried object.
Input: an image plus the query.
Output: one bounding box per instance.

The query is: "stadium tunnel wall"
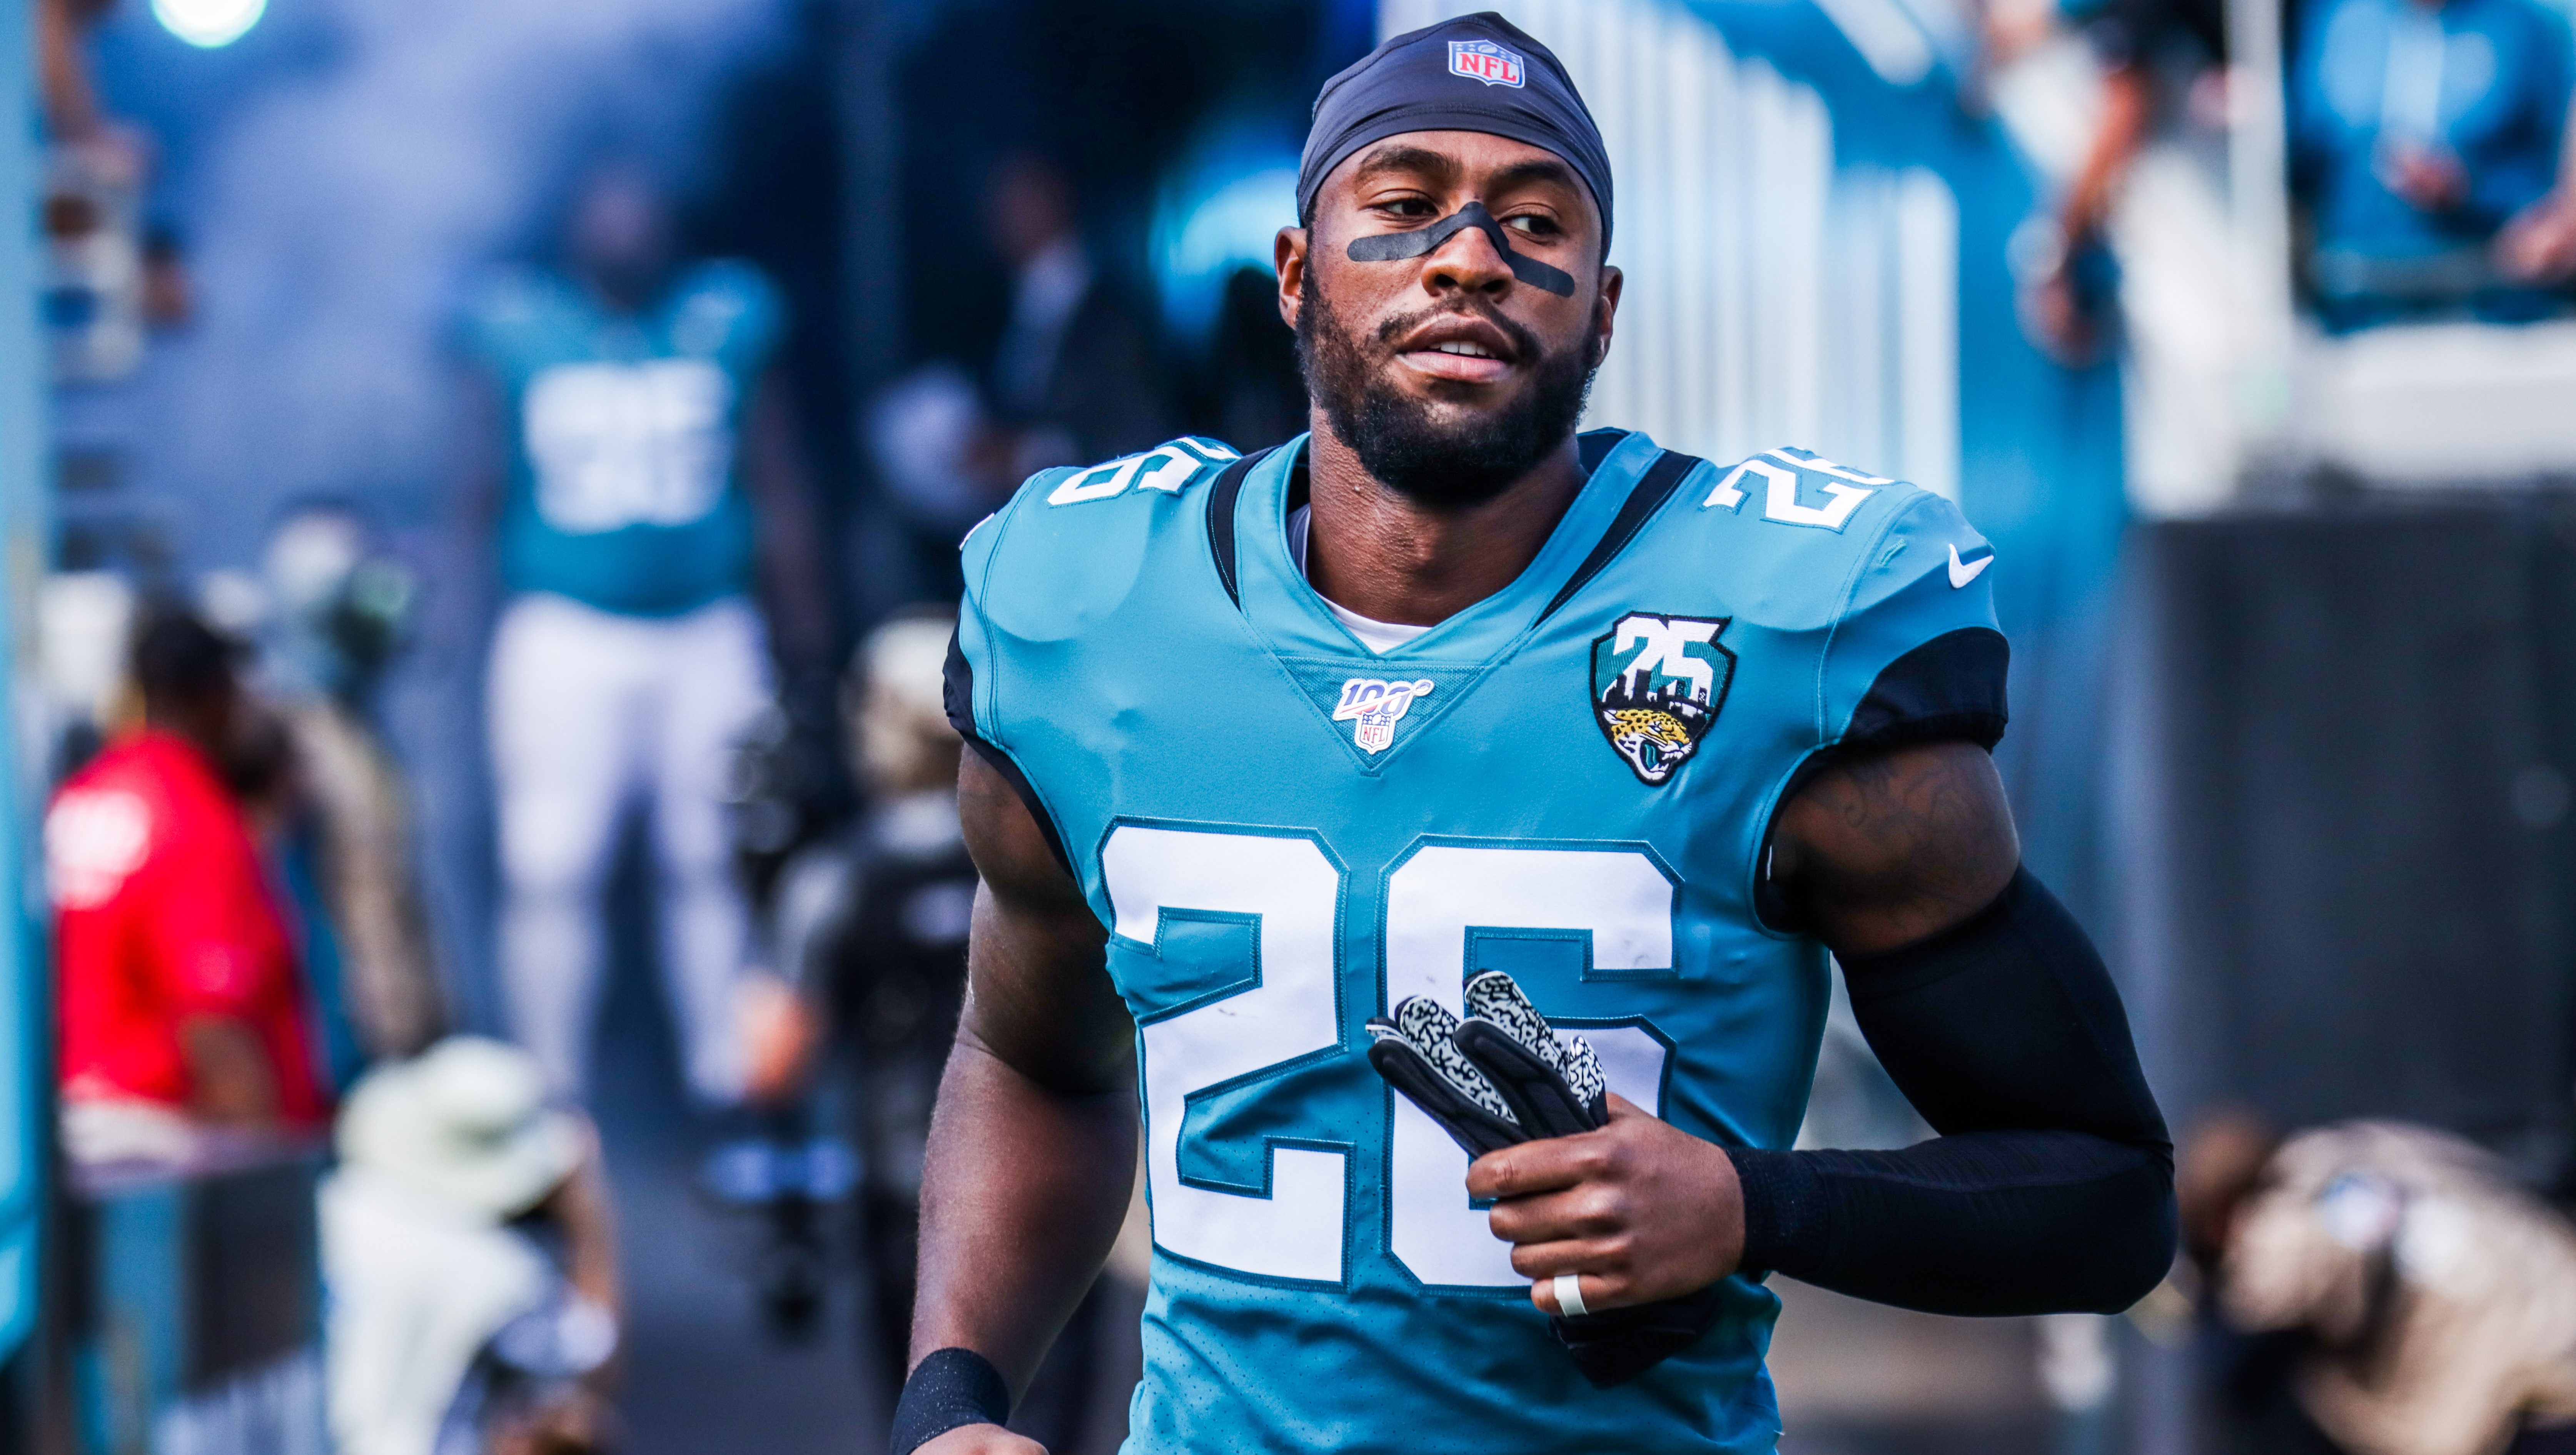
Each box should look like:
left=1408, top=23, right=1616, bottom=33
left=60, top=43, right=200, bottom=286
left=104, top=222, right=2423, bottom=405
left=2117, top=504, right=2576, bottom=1181
left=2, top=0, right=53, bottom=1413
left=2110, top=502, right=2576, bottom=1455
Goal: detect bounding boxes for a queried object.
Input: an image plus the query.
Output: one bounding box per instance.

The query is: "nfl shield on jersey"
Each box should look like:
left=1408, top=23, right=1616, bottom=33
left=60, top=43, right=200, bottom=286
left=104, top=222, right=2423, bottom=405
left=947, top=430, right=2007, bottom=1453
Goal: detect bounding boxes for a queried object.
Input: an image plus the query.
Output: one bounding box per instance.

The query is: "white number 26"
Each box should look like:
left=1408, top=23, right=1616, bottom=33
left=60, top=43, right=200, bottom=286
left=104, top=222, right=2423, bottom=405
left=1104, top=826, right=1676, bottom=1290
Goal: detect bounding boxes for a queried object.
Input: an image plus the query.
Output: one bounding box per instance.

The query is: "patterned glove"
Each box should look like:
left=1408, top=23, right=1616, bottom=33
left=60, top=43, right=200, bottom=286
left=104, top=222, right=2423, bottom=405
left=1366, top=970, right=1609, bottom=1154
left=1365, top=970, right=1726, bottom=1389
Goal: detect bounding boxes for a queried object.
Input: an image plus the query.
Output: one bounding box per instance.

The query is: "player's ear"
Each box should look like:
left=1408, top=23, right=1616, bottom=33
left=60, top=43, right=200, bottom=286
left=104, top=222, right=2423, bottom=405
left=1276, top=225, right=1310, bottom=330
left=1591, top=264, right=1621, bottom=366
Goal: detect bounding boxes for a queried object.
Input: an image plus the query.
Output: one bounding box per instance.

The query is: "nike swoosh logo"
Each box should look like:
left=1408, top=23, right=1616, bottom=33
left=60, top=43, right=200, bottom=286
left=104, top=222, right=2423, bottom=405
left=1947, top=544, right=1993, bottom=589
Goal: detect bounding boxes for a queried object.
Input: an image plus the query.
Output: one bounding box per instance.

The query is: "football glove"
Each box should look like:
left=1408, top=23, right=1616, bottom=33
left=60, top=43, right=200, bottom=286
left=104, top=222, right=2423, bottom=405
left=1365, top=970, right=1726, bottom=1389
left=1365, top=970, right=1608, bottom=1156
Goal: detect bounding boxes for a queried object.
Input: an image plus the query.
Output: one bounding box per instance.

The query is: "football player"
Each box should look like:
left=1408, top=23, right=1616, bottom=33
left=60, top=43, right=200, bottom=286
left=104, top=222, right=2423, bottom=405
left=463, top=162, right=831, bottom=1109
left=900, top=13, right=2176, bottom=1453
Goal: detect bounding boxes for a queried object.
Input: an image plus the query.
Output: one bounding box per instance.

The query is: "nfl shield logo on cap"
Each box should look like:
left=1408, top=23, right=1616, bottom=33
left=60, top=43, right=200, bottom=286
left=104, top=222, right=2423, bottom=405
left=1448, top=38, right=1526, bottom=87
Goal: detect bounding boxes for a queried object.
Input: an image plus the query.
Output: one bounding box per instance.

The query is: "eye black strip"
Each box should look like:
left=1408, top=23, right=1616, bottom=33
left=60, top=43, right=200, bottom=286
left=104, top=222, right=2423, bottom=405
left=1345, top=201, right=1577, bottom=296
left=1534, top=448, right=1706, bottom=627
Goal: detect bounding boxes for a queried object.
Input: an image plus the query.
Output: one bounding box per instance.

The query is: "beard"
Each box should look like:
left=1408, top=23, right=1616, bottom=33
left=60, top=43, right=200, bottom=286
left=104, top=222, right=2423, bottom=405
left=1295, top=266, right=1600, bottom=509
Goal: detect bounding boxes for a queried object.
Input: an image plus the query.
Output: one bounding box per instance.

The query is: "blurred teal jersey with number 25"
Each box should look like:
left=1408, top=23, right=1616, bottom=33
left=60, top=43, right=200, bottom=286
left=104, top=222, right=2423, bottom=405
left=462, top=260, right=780, bottom=617
left=947, top=429, right=2009, bottom=1453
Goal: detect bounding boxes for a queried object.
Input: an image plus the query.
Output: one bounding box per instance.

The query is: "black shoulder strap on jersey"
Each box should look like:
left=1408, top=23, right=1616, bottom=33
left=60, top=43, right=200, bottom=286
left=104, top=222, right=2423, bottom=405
left=943, top=625, right=1072, bottom=873
left=1535, top=448, right=1706, bottom=626
left=1204, top=446, right=1277, bottom=611
left=1576, top=428, right=1631, bottom=474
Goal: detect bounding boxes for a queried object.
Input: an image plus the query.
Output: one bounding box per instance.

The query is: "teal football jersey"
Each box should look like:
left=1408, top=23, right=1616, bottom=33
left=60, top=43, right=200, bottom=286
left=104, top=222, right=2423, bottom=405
left=949, top=429, right=2006, bottom=1454
left=462, top=260, right=780, bottom=617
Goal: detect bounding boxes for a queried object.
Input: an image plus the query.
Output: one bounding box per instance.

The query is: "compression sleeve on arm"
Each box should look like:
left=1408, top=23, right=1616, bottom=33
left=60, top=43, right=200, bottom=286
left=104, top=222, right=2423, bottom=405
left=1727, top=868, right=2177, bottom=1316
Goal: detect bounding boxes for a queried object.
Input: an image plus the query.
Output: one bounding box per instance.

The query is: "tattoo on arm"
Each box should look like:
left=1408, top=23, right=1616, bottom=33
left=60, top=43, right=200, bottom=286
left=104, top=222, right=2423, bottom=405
left=1771, top=741, right=2021, bottom=956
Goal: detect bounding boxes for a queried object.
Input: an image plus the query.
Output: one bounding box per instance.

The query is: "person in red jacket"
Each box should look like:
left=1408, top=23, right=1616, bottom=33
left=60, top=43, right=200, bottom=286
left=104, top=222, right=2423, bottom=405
left=50, top=607, right=326, bottom=1160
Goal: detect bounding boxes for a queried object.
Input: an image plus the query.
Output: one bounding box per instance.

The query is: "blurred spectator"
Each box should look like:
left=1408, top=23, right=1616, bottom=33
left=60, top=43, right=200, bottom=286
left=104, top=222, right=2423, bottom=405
left=461, top=161, right=828, bottom=1109
left=2496, top=110, right=2576, bottom=275
left=980, top=152, right=1173, bottom=470
left=1199, top=264, right=1308, bottom=452
left=141, top=221, right=195, bottom=331
left=322, top=1036, right=620, bottom=1455
left=39, top=0, right=186, bottom=380
left=798, top=613, right=978, bottom=1399
left=260, top=504, right=446, bottom=1065
left=48, top=607, right=327, bottom=1165
left=868, top=154, right=1173, bottom=595
left=2291, top=0, right=2576, bottom=327
left=787, top=612, right=1135, bottom=1447
left=38, top=0, right=118, bottom=145
left=2013, top=0, right=2229, bottom=359
left=2179, top=1115, right=2576, bottom=1455
left=221, top=695, right=375, bottom=1102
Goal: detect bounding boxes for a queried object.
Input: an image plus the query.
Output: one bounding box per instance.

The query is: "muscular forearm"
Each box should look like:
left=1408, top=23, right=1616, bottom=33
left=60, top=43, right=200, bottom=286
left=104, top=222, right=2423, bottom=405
left=1734, top=869, right=2175, bottom=1315
left=911, top=1025, right=1138, bottom=1393
left=900, top=746, right=1138, bottom=1451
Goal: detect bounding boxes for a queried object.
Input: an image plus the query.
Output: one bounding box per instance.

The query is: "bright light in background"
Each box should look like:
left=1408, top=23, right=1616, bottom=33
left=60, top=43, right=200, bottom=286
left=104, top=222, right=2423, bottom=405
left=1152, top=136, right=1300, bottom=347
left=152, top=0, right=266, bottom=48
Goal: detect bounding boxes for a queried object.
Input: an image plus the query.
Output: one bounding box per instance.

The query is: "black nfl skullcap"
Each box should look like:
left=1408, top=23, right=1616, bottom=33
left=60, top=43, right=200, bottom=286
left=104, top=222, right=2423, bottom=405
left=1298, top=12, right=1613, bottom=250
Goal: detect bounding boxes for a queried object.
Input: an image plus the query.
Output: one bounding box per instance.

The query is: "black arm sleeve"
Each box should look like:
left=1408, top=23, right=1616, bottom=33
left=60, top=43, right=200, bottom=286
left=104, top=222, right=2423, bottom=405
left=1726, top=868, right=2177, bottom=1316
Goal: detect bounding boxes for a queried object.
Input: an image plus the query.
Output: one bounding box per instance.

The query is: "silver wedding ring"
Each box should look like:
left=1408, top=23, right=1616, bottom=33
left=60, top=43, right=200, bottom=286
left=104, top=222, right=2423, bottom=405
left=1552, top=1272, right=1589, bottom=1318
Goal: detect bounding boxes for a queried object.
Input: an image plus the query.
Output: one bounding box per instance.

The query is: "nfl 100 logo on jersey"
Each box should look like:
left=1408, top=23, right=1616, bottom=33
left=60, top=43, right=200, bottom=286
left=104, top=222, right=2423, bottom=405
left=1448, top=38, right=1524, bottom=87
left=1332, top=677, right=1436, bottom=754
left=1591, top=613, right=1735, bottom=785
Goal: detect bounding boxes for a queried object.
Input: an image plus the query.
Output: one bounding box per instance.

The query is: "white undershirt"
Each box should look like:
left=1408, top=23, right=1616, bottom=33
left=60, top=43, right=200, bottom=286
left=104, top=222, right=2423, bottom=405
left=1286, top=505, right=1434, bottom=655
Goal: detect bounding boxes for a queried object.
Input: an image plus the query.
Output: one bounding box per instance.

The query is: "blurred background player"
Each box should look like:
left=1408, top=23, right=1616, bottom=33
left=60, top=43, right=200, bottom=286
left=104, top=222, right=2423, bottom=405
left=48, top=607, right=328, bottom=1163
left=462, top=159, right=831, bottom=1111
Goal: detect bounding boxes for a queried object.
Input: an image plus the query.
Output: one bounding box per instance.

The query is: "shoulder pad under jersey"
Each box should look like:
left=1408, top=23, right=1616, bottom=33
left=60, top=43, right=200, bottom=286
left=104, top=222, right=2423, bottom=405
left=959, top=436, right=1244, bottom=643
left=459, top=265, right=578, bottom=369
left=1680, top=446, right=2006, bottom=749
left=668, top=260, right=783, bottom=367
left=1671, top=448, right=1953, bottom=630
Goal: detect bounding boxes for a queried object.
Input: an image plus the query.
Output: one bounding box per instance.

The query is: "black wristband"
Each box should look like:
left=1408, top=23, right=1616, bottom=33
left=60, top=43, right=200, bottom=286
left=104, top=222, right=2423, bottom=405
left=891, top=1347, right=1011, bottom=1455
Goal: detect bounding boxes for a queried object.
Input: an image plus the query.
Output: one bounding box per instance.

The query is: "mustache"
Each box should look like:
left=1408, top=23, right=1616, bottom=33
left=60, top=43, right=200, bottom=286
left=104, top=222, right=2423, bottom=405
left=1372, top=300, right=1544, bottom=362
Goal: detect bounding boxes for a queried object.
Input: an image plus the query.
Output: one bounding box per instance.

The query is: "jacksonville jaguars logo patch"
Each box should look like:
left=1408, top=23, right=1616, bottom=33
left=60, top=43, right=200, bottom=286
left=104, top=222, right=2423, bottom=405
left=1590, top=614, right=1735, bottom=786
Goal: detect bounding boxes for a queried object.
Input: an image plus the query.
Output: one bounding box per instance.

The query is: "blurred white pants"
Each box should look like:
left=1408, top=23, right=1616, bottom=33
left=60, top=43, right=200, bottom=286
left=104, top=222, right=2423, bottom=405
left=489, top=592, right=769, bottom=1105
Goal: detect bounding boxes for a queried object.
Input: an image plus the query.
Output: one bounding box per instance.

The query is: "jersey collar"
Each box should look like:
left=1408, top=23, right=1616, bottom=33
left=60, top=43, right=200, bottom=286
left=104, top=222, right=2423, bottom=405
left=1230, top=429, right=1666, bottom=662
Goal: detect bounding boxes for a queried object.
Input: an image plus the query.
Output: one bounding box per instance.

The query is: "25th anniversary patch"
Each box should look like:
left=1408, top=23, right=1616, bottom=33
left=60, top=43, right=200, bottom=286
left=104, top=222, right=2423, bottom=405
left=1590, top=613, right=1735, bottom=785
